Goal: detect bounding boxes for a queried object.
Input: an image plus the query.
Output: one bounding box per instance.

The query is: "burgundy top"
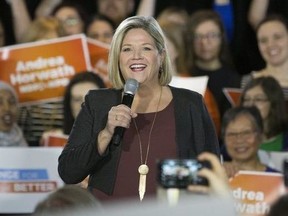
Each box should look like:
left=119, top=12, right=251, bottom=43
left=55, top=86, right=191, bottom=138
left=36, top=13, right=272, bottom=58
left=93, top=100, right=176, bottom=202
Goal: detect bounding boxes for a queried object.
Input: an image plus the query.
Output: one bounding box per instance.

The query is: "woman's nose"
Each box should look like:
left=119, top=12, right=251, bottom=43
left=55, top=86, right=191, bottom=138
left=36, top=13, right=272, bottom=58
left=133, top=49, right=143, bottom=59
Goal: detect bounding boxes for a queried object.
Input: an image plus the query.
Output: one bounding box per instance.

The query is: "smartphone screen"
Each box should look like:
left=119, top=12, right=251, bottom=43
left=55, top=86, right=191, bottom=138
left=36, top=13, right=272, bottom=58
left=157, top=159, right=210, bottom=188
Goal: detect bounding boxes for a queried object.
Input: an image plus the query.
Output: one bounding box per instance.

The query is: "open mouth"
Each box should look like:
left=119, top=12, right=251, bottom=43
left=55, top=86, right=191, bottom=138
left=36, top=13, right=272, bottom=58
left=130, top=64, right=146, bottom=72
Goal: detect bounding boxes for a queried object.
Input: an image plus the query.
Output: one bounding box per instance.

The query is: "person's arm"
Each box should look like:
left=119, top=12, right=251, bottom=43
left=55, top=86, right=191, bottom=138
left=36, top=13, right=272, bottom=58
left=136, top=0, right=156, bottom=17
left=213, top=0, right=234, bottom=42
left=248, top=0, right=269, bottom=30
left=58, top=95, right=105, bottom=184
left=7, top=0, right=31, bottom=43
left=34, top=0, right=62, bottom=18
left=58, top=91, right=136, bottom=184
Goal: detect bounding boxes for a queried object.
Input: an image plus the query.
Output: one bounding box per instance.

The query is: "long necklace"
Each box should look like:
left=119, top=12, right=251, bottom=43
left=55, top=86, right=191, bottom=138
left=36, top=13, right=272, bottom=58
left=133, top=87, right=163, bottom=201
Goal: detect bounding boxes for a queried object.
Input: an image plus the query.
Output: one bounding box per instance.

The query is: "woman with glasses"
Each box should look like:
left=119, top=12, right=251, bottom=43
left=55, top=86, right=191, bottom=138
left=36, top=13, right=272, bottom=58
left=239, top=76, right=288, bottom=152
left=221, top=106, right=279, bottom=178
left=51, top=2, right=87, bottom=36
left=187, top=10, right=241, bottom=128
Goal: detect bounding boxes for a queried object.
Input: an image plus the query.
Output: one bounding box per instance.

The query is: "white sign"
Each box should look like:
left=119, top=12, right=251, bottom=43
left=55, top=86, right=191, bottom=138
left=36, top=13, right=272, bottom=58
left=0, top=147, right=64, bottom=214
left=169, top=76, right=208, bottom=96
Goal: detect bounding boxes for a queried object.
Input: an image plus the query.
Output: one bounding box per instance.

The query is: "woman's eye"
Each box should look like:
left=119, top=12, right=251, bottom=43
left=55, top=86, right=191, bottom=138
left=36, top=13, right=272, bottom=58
left=143, top=47, right=152, bottom=51
left=122, top=47, right=131, bottom=52
left=258, top=38, right=268, bottom=44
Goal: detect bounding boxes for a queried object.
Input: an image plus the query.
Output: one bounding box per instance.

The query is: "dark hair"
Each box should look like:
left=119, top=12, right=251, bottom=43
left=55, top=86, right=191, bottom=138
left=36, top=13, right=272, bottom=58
left=63, top=72, right=106, bottom=134
left=239, top=76, right=288, bottom=138
left=268, top=194, right=288, bottom=216
left=85, top=14, right=116, bottom=34
left=188, top=10, right=234, bottom=70
left=221, top=106, right=263, bottom=139
left=33, top=185, right=101, bottom=215
left=51, top=1, right=88, bottom=26
left=256, top=13, right=288, bottom=34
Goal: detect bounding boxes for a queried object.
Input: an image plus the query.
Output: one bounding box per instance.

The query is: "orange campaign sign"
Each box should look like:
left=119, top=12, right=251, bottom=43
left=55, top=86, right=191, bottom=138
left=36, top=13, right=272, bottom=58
left=44, top=134, right=69, bottom=147
left=0, top=34, right=92, bottom=105
left=229, top=171, right=286, bottom=216
left=87, top=38, right=111, bottom=87
left=223, top=88, right=242, bottom=107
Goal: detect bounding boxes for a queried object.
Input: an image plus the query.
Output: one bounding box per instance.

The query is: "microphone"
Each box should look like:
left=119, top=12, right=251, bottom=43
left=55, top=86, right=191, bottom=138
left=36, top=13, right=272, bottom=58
left=112, top=78, right=139, bottom=146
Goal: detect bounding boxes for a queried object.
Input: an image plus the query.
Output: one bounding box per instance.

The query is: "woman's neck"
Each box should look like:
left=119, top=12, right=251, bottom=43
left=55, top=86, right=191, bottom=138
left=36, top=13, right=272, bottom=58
left=132, top=85, right=163, bottom=113
left=196, top=59, right=221, bottom=71
left=254, top=62, right=288, bottom=87
left=232, top=158, right=266, bottom=172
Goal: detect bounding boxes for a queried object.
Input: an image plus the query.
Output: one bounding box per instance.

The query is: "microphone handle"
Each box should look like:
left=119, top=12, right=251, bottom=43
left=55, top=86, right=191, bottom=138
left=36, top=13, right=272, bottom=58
left=112, top=93, right=134, bottom=146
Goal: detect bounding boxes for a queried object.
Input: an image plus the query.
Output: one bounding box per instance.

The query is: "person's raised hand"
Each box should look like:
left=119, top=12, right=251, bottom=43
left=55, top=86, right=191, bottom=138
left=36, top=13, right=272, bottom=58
left=187, top=152, right=231, bottom=198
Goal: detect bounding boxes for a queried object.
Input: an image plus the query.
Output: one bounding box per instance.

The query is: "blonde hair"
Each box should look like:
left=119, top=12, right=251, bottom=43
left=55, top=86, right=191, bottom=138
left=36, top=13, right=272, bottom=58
left=108, top=16, right=173, bottom=89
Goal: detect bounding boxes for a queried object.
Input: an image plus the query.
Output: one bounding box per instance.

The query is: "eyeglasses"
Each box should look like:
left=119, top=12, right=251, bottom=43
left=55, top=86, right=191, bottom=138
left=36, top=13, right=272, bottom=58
left=193, top=32, right=221, bottom=41
left=242, top=97, right=269, bottom=104
left=225, top=129, right=256, bottom=141
left=61, top=17, right=80, bottom=26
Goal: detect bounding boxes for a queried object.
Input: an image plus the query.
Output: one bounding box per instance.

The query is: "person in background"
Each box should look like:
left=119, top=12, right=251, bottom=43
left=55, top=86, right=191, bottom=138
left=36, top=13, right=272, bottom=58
left=242, top=14, right=288, bottom=99
left=85, top=14, right=115, bottom=44
left=239, top=76, right=288, bottom=152
left=33, top=184, right=102, bottom=216
left=221, top=106, right=279, bottom=178
left=40, top=71, right=106, bottom=144
left=188, top=10, right=241, bottom=119
left=159, top=14, right=221, bottom=138
left=58, top=16, right=219, bottom=202
left=95, top=0, right=136, bottom=27
left=0, top=81, right=27, bottom=147
left=51, top=1, right=87, bottom=36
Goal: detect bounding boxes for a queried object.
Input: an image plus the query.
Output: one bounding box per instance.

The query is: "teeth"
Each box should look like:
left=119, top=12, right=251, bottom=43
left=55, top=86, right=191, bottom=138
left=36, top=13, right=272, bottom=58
left=130, top=64, right=145, bottom=69
left=269, top=49, right=279, bottom=56
left=235, top=147, right=247, bottom=153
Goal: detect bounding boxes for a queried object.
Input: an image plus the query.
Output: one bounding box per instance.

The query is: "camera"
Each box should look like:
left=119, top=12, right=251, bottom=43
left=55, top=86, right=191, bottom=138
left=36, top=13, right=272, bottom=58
left=157, top=159, right=211, bottom=188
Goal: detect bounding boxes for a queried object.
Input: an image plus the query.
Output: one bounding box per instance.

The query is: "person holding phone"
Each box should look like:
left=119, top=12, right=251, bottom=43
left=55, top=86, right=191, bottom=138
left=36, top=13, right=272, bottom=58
left=187, top=152, right=231, bottom=198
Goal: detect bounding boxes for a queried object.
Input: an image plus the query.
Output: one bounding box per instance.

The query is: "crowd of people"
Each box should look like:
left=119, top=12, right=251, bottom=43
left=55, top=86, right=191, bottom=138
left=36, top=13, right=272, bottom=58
left=1, top=0, right=288, bottom=215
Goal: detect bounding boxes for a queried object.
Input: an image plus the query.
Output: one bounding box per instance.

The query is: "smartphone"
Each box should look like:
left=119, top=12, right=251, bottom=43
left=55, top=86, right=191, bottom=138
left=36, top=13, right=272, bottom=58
left=283, top=158, right=288, bottom=187
left=157, top=159, right=211, bottom=189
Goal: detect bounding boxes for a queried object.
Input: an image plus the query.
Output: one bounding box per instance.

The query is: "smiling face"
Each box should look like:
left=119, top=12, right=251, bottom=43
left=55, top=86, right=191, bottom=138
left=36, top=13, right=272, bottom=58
left=119, top=28, right=163, bottom=87
left=224, top=114, right=261, bottom=163
left=257, top=20, right=288, bottom=66
left=193, top=20, right=221, bottom=63
left=0, top=90, right=17, bottom=132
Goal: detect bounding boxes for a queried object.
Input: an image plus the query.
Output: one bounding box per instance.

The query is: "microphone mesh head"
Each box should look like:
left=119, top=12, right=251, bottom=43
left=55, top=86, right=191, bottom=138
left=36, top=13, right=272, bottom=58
left=124, top=79, right=139, bottom=95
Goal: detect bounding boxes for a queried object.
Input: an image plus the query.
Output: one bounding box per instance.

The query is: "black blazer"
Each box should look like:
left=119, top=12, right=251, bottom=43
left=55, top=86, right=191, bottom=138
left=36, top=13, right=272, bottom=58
left=58, top=86, right=220, bottom=195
